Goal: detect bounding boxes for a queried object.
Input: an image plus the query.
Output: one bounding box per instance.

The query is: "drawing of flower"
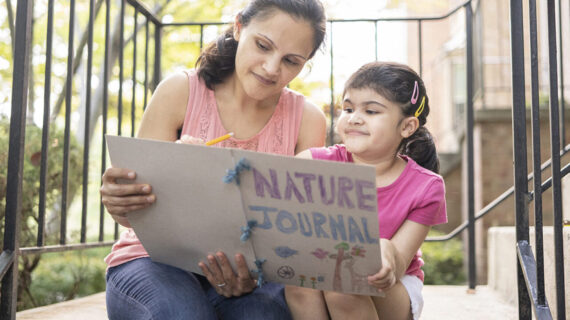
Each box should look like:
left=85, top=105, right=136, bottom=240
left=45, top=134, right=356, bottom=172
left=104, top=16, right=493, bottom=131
left=299, top=275, right=306, bottom=287
left=310, top=277, right=317, bottom=288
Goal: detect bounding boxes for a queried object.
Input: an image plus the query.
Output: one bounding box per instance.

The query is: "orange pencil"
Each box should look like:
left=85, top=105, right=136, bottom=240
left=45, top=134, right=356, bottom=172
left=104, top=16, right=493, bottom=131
left=205, top=132, right=234, bottom=146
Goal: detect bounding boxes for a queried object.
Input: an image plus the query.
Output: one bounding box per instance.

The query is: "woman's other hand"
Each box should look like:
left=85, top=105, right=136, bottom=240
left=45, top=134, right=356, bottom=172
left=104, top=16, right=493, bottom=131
left=100, top=167, right=155, bottom=228
left=199, top=252, right=257, bottom=297
left=175, top=135, right=205, bottom=145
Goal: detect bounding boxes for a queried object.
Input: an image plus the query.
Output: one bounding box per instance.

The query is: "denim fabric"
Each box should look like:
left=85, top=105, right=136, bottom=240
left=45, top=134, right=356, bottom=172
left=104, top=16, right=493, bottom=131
left=106, top=257, right=291, bottom=320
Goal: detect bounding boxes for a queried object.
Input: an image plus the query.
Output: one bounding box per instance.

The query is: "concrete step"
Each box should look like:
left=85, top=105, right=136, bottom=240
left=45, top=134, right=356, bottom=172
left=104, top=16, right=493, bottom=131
left=16, top=285, right=517, bottom=319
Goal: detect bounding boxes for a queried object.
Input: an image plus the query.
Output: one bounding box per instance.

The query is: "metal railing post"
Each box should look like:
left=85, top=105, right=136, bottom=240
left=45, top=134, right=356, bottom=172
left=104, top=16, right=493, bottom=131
left=1, top=0, right=33, bottom=318
left=465, top=2, right=476, bottom=290
left=509, top=0, right=532, bottom=318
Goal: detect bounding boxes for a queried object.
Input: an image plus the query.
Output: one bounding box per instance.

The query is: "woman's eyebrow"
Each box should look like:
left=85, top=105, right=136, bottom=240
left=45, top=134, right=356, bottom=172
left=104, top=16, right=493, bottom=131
left=257, top=33, right=308, bottom=61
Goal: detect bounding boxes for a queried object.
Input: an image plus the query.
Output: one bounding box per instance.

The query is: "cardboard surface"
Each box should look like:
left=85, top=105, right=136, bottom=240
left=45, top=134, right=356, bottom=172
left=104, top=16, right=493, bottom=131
left=107, top=135, right=382, bottom=295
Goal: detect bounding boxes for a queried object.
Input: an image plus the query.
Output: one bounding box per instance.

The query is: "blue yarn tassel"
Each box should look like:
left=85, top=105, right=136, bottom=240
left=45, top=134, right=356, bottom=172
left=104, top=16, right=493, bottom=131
left=223, top=158, right=250, bottom=185
left=240, top=220, right=258, bottom=242
left=253, top=258, right=266, bottom=288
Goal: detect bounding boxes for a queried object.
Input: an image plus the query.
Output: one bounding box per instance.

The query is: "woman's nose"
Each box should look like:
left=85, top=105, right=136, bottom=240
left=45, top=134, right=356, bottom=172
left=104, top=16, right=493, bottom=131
left=263, top=55, right=281, bottom=76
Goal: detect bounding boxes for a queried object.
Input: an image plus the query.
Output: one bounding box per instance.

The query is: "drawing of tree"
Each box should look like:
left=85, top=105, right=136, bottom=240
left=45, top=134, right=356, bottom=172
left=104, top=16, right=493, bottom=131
left=331, top=242, right=350, bottom=291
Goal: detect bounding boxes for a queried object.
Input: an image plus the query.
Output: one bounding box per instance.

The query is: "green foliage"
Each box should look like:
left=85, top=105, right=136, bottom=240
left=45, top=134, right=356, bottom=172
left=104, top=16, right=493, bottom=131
left=0, top=116, right=82, bottom=248
left=421, top=230, right=466, bottom=285
left=0, top=116, right=85, bottom=310
left=23, top=248, right=107, bottom=309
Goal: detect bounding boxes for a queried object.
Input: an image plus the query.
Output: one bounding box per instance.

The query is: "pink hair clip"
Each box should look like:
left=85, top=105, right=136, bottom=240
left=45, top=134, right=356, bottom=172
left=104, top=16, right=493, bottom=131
left=410, top=80, right=419, bottom=105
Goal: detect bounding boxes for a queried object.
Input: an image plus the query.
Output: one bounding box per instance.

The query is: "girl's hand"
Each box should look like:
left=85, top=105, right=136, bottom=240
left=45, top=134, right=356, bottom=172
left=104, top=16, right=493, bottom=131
left=175, top=134, right=205, bottom=145
left=100, top=167, right=155, bottom=227
left=199, top=252, right=257, bottom=298
left=367, top=239, right=398, bottom=292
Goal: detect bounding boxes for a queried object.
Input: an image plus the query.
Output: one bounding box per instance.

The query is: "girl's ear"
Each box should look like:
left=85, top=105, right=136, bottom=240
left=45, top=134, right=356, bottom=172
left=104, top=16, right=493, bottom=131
left=400, top=116, right=419, bottom=138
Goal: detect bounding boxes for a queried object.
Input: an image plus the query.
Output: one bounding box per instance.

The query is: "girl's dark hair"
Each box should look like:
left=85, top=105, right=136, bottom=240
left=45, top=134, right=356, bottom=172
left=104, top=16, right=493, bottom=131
left=196, top=0, right=326, bottom=89
left=343, top=61, right=440, bottom=173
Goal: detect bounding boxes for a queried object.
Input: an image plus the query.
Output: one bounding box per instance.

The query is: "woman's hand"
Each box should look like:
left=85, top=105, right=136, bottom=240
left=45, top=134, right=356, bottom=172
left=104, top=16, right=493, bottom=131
left=199, top=252, right=257, bottom=297
left=175, top=135, right=205, bottom=145
left=100, top=167, right=155, bottom=227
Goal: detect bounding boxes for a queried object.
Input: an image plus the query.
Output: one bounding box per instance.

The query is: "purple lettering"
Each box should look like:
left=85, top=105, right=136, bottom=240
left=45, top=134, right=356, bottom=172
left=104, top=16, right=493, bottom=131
left=253, top=168, right=281, bottom=199
left=284, top=171, right=305, bottom=203
left=338, top=177, right=354, bottom=208
left=318, top=175, right=335, bottom=205
left=355, top=180, right=376, bottom=212
left=295, top=173, right=316, bottom=203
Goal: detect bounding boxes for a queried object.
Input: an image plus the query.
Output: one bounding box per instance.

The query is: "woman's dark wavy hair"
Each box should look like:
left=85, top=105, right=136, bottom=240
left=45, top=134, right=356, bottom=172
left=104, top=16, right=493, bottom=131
left=196, top=0, right=326, bottom=90
left=343, top=61, right=440, bottom=173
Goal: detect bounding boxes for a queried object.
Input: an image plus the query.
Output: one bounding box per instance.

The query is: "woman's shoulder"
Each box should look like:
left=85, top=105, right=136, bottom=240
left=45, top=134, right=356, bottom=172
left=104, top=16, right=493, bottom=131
left=293, top=97, right=326, bottom=154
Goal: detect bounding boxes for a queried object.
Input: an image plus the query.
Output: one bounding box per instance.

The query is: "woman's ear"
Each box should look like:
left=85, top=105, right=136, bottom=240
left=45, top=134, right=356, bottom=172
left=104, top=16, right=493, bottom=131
left=400, top=116, right=419, bottom=138
left=233, top=15, right=242, bottom=41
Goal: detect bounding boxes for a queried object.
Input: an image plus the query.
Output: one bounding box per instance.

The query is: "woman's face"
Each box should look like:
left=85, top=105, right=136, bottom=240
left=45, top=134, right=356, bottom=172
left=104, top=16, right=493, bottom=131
left=233, top=10, right=315, bottom=101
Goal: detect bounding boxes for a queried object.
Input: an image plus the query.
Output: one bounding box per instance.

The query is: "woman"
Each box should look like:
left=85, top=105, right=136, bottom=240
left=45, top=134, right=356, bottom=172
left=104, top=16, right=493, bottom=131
left=100, top=0, right=327, bottom=319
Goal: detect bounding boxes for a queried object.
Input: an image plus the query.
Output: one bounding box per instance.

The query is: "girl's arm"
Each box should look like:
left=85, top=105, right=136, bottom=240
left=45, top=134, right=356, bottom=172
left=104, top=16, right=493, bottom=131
left=100, top=72, right=189, bottom=227
left=368, top=220, right=430, bottom=291
left=295, top=100, right=326, bottom=154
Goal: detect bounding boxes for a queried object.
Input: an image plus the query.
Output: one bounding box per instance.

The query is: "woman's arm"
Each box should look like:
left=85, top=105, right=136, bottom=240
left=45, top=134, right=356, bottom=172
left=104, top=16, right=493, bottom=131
left=295, top=100, right=326, bottom=154
left=100, top=72, right=189, bottom=227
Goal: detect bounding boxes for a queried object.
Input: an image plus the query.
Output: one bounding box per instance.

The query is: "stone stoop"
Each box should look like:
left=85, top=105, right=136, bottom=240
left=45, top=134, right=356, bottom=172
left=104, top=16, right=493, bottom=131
left=15, top=286, right=517, bottom=319
left=488, top=227, right=570, bottom=319
left=16, top=292, right=107, bottom=320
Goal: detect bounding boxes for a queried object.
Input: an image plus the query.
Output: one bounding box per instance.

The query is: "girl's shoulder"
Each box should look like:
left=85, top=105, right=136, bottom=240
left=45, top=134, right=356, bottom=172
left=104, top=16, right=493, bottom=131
left=390, top=155, right=445, bottom=199
left=398, top=157, right=447, bottom=225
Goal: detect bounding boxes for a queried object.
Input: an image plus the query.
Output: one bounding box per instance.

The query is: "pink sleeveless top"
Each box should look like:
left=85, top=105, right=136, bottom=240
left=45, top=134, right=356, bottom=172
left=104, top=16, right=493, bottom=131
left=104, top=70, right=306, bottom=269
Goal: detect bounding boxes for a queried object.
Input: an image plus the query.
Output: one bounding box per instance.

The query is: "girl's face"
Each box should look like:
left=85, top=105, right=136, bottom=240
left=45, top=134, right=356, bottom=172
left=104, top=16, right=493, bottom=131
left=233, top=10, right=314, bottom=101
left=336, top=88, right=415, bottom=162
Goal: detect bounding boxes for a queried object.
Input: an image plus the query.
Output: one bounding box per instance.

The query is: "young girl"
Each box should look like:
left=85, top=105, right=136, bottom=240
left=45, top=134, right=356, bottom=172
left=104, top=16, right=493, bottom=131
left=285, top=61, right=447, bottom=320
left=100, top=1, right=327, bottom=319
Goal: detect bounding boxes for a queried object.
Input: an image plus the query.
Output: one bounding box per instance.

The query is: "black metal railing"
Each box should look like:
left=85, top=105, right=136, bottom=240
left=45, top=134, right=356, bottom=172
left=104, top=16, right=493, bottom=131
left=509, top=0, right=567, bottom=319
left=2, top=0, right=568, bottom=319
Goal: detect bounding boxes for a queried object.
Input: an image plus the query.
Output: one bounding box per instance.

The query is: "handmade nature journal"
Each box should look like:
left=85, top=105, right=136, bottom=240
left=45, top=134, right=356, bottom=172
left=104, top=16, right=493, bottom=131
left=106, top=135, right=383, bottom=296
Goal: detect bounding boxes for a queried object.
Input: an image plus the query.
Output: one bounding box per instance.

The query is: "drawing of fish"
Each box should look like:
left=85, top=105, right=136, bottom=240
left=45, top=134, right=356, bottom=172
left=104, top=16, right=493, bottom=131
left=311, top=248, right=329, bottom=259
left=274, top=246, right=298, bottom=258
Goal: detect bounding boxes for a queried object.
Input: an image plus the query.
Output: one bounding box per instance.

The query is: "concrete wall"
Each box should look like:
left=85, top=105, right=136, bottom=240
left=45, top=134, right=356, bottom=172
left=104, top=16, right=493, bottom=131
left=487, top=227, right=570, bottom=319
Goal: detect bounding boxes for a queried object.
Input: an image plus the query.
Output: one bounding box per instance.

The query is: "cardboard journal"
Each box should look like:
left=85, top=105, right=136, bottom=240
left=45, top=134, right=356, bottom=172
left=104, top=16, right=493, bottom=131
left=106, top=135, right=383, bottom=296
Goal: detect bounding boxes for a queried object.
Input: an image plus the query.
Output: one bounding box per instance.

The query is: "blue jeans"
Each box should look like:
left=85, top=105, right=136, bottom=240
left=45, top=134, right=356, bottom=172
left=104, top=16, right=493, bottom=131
left=106, top=258, right=292, bottom=320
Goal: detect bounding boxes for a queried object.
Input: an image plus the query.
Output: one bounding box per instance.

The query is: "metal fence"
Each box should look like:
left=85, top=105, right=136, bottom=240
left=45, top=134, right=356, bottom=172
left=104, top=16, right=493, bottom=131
left=1, top=0, right=567, bottom=319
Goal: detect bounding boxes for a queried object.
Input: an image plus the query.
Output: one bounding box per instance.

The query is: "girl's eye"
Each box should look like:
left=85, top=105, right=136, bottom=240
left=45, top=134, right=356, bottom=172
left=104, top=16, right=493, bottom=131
left=256, top=41, right=269, bottom=51
left=343, top=107, right=354, bottom=113
left=366, top=110, right=379, bottom=115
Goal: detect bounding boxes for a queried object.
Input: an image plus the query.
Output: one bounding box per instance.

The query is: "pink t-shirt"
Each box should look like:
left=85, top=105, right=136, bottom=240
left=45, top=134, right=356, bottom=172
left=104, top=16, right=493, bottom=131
left=310, top=144, right=447, bottom=282
left=104, top=70, right=306, bottom=269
